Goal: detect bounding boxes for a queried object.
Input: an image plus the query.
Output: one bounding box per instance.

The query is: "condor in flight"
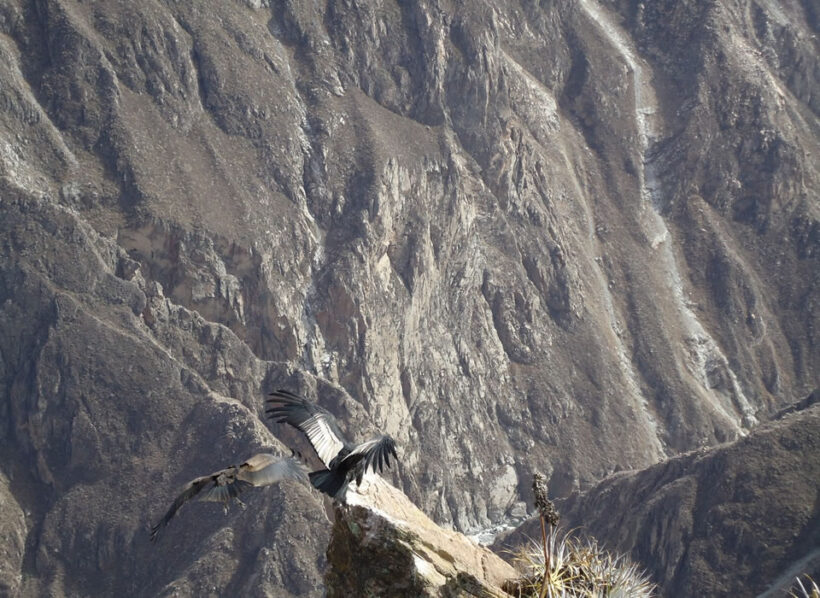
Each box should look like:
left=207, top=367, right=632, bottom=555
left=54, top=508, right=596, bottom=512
left=150, top=453, right=305, bottom=541
left=266, top=389, right=398, bottom=499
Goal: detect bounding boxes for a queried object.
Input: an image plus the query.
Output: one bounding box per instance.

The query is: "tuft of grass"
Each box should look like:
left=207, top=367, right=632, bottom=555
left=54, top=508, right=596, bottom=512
left=789, top=575, right=819, bottom=598
left=504, top=529, right=655, bottom=598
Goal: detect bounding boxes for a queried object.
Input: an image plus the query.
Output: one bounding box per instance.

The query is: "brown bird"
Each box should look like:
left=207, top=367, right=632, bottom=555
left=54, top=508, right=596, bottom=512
left=266, top=389, right=398, bottom=500
left=150, top=453, right=305, bottom=541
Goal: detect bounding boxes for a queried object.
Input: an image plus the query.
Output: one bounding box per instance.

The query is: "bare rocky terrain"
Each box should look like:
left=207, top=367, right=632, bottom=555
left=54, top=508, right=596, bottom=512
left=496, top=397, right=820, bottom=597
left=325, top=476, right=517, bottom=597
left=0, top=0, right=817, bottom=596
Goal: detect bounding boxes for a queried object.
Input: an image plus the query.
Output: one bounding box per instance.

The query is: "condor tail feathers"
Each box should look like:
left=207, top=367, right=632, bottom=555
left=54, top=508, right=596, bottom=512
left=309, top=469, right=347, bottom=498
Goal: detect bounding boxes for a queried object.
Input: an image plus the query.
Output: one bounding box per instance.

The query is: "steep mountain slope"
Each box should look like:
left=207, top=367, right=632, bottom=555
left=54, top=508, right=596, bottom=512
left=496, top=400, right=820, bottom=597
left=0, top=0, right=816, bottom=595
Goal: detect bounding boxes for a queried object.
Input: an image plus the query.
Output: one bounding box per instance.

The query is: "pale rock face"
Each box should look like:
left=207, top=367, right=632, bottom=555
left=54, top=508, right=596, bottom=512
left=0, top=0, right=816, bottom=595
left=327, top=476, right=517, bottom=597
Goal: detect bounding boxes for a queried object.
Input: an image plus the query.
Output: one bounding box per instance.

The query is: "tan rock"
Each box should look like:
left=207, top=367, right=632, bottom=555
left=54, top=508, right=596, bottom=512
left=326, top=477, right=516, bottom=597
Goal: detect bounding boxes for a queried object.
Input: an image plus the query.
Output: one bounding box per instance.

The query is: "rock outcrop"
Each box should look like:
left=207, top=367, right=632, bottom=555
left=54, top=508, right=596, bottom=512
left=0, top=474, right=26, bottom=597
left=326, top=476, right=517, bottom=597
left=0, top=0, right=816, bottom=595
left=495, top=400, right=820, bottom=597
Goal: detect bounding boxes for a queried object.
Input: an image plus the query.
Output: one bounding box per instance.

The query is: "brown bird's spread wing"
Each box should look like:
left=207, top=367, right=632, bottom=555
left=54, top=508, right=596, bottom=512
left=238, top=454, right=307, bottom=487
left=150, top=468, right=245, bottom=541
left=150, top=452, right=306, bottom=542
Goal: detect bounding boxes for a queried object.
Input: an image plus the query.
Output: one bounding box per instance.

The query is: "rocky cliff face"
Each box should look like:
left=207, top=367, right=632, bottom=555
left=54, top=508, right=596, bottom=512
left=0, top=0, right=817, bottom=595
left=325, top=476, right=516, bottom=597
left=496, top=399, right=820, bottom=597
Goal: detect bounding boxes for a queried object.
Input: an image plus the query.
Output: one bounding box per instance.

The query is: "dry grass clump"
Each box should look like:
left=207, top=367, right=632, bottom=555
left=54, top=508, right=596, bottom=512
left=504, top=530, right=655, bottom=598
left=505, top=473, right=654, bottom=597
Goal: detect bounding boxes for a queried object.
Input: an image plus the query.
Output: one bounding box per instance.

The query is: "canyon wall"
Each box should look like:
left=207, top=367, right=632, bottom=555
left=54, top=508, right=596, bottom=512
left=0, top=0, right=816, bottom=595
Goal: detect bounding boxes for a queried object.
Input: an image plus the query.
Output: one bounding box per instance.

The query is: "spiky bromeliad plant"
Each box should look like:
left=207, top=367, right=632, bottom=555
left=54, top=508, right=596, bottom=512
left=504, top=474, right=655, bottom=598
left=505, top=531, right=656, bottom=598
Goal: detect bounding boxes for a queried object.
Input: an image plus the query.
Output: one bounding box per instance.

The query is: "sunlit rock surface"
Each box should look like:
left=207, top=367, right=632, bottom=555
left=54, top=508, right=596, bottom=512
left=326, top=477, right=517, bottom=597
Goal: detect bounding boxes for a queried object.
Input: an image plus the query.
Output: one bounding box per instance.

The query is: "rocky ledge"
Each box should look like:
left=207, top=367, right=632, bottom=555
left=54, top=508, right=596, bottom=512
left=325, top=477, right=516, bottom=597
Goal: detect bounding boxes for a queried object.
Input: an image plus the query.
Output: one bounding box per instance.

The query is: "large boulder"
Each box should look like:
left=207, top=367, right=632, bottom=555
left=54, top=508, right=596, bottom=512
left=326, top=477, right=517, bottom=597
